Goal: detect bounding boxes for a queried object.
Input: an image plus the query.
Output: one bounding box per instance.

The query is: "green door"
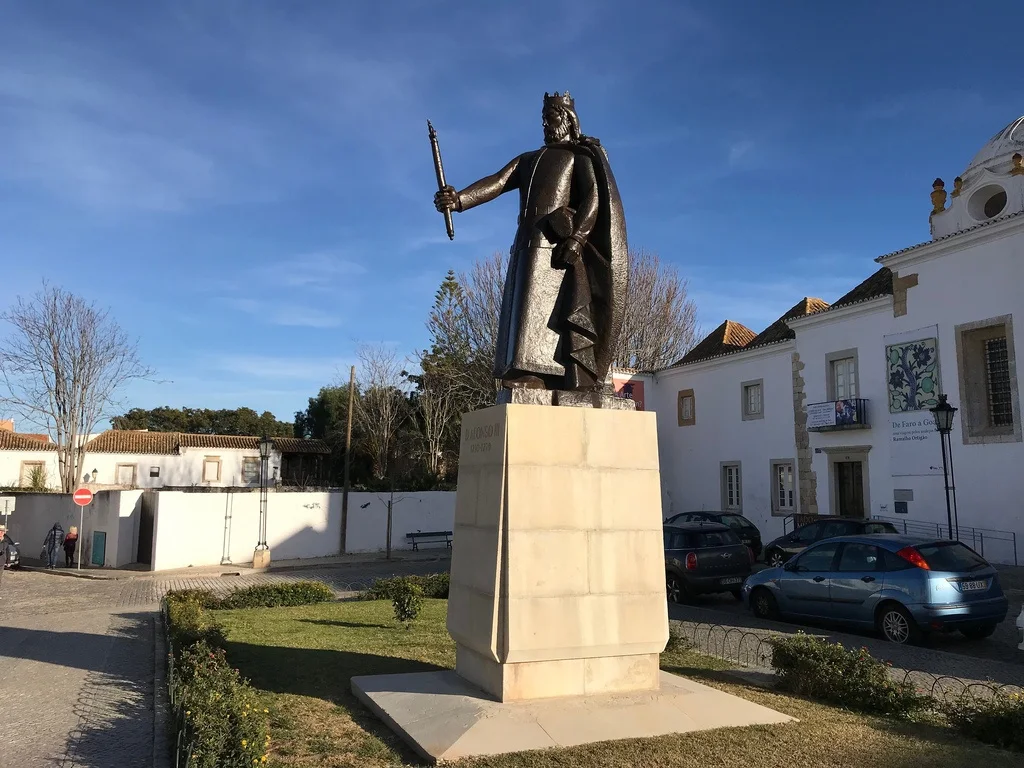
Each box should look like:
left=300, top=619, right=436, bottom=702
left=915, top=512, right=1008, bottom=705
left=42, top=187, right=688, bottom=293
left=91, top=531, right=106, bottom=566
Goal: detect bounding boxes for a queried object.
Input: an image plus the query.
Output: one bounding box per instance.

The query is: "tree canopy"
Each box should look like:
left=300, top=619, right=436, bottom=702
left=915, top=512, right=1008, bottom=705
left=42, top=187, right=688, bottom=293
left=112, top=406, right=293, bottom=436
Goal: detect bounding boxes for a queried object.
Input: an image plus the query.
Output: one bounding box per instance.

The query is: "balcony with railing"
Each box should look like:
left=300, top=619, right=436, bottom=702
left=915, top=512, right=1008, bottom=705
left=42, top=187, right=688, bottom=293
left=806, top=398, right=869, bottom=432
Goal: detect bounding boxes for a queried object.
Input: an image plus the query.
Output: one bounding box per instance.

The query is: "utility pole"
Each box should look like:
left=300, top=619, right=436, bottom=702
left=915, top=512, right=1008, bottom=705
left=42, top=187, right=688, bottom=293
left=340, top=364, right=356, bottom=555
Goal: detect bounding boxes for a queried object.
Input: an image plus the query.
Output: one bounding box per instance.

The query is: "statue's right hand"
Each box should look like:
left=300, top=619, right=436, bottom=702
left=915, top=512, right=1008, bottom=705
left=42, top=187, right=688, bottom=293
left=434, top=185, right=460, bottom=213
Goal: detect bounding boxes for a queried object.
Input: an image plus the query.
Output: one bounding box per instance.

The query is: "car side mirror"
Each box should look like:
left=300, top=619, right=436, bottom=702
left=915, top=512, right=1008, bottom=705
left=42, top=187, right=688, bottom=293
left=782, top=561, right=797, bottom=572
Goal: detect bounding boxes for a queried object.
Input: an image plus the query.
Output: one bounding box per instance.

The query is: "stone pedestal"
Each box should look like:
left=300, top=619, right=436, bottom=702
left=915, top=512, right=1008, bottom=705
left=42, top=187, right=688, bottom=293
left=446, top=403, right=668, bottom=702
left=252, top=547, right=271, bottom=569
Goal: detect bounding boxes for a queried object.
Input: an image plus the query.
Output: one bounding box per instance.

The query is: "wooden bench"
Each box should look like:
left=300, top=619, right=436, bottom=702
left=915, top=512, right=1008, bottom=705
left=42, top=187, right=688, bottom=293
left=405, top=530, right=453, bottom=551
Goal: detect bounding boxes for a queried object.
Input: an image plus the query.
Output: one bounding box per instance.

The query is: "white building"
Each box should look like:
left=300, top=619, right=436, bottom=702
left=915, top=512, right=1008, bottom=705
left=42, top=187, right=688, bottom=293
left=642, top=115, right=1024, bottom=564
left=0, top=427, right=330, bottom=490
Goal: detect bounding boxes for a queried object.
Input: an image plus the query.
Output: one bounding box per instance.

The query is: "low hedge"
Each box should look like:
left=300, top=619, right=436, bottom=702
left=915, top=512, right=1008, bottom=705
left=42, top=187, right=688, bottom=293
left=164, top=580, right=332, bottom=768
left=363, top=572, right=450, bottom=600
left=172, top=641, right=270, bottom=768
left=166, top=580, right=335, bottom=611
left=944, top=691, right=1024, bottom=752
left=767, top=633, right=924, bottom=718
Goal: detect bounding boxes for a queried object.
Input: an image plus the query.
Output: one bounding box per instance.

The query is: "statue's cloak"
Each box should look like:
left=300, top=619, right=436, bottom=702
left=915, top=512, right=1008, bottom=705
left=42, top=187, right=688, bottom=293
left=561, top=136, right=628, bottom=389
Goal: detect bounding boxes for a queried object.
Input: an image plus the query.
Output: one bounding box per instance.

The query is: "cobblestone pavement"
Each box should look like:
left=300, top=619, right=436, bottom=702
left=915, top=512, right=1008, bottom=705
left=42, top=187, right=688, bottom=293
left=0, top=559, right=446, bottom=766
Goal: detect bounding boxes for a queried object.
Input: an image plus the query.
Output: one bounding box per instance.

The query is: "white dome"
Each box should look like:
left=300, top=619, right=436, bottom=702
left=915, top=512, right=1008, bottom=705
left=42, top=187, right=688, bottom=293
left=963, top=115, right=1024, bottom=178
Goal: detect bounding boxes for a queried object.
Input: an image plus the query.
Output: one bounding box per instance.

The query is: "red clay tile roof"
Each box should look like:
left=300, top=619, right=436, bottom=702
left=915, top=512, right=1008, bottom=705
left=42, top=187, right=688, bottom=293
left=272, top=437, right=331, bottom=455
left=745, top=297, right=830, bottom=349
left=3, top=429, right=331, bottom=456
left=674, top=320, right=757, bottom=365
left=85, top=430, right=180, bottom=455
left=82, top=430, right=331, bottom=455
left=0, top=431, right=58, bottom=451
left=812, top=267, right=894, bottom=314
left=179, top=434, right=260, bottom=450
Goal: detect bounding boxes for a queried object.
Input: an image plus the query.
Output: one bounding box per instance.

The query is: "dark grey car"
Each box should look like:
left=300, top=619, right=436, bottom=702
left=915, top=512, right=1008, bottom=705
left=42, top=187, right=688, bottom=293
left=763, top=517, right=899, bottom=567
left=664, top=522, right=752, bottom=602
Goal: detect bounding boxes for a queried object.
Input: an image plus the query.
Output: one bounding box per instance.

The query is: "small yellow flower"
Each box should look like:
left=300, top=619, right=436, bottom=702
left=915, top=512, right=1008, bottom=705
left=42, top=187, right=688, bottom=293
left=242, top=739, right=248, bottom=747
left=185, top=710, right=191, bottom=716
left=263, top=708, right=269, bottom=713
left=262, top=757, right=268, bottom=763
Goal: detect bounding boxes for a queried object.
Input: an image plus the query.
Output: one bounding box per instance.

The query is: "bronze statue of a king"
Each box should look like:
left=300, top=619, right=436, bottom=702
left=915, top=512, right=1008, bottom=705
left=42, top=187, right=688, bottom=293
left=434, top=92, right=628, bottom=403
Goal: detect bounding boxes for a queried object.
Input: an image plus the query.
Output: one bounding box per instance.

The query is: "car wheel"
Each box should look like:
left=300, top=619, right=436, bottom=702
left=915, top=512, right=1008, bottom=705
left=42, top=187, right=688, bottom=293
left=960, top=624, right=997, bottom=640
left=750, top=587, right=779, bottom=619
left=768, top=549, right=785, bottom=568
left=666, top=574, right=683, bottom=604
left=877, top=604, right=921, bottom=645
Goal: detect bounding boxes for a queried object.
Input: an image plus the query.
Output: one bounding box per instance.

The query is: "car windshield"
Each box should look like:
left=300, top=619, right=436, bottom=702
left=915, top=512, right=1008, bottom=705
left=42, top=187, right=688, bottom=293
left=863, top=522, right=898, bottom=534
left=915, top=542, right=989, bottom=572
left=696, top=530, right=740, bottom=547
left=719, top=515, right=755, bottom=531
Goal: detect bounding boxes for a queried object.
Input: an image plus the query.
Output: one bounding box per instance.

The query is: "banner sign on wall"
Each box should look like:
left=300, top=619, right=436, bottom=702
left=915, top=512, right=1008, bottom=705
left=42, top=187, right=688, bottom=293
left=884, top=326, right=943, bottom=476
left=613, top=377, right=645, bottom=411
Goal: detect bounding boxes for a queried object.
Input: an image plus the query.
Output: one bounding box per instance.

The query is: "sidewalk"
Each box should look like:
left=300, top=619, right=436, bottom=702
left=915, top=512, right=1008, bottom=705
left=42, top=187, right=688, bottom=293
left=19, top=548, right=452, bottom=581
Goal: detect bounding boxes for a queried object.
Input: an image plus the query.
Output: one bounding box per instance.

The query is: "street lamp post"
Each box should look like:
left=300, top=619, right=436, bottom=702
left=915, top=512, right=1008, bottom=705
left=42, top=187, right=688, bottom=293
left=254, top=435, right=274, bottom=567
left=929, top=394, right=959, bottom=541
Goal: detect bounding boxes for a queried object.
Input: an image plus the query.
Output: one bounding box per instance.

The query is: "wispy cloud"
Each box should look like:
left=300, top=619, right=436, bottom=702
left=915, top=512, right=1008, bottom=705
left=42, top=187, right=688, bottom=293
left=211, top=355, right=352, bottom=382
left=223, top=298, right=343, bottom=329
left=727, top=139, right=755, bottom=167
left=255, top=252, right=367, bottom=290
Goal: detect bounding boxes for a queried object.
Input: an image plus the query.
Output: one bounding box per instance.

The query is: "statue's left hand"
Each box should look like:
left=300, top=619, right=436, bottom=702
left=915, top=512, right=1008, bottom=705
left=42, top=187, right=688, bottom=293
left=555, top=237, right=583, bottom=267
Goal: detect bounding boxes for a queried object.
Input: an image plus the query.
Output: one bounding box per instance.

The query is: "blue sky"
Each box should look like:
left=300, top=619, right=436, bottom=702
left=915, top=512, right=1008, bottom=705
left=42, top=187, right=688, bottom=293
left=1, top=1, right=1021, bottom=427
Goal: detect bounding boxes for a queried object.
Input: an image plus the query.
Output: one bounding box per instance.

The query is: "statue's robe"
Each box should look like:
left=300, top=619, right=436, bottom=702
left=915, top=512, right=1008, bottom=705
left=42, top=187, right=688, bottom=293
left=457, top=137, right=628, bottom=390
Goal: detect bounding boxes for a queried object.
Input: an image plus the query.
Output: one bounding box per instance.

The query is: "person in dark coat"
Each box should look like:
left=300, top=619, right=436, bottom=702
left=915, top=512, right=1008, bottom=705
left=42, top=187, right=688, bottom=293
left=63, top=526, right=79, bottom=568
left=43, top=522, right=64, bottom=570
left=0, top=524, right=9, bottom=597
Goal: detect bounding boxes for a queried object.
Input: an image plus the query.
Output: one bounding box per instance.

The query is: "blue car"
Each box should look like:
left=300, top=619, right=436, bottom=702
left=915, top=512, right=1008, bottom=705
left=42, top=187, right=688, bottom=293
left=742, top=534, right=1008, bottom=644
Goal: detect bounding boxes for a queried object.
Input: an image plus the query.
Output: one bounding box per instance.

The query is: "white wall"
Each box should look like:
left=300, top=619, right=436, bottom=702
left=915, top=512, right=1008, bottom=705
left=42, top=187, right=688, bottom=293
left=84, top=447, right=282, bottom=489
left=0, top=451, right=61, bottom=489
left=1, top=490, right=143, bottom=568
left=150, top=490, right=456, bottom=571
left=650, top=344, right=797, bottom=543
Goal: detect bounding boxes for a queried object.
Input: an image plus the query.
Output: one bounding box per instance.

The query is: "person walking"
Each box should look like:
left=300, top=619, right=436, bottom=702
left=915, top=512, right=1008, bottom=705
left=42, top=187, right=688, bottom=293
left=63, top=526, right=79, bottom=568
left=0, top=524, right=9, bottom=598
left=43, top=522, right=64, bottom=570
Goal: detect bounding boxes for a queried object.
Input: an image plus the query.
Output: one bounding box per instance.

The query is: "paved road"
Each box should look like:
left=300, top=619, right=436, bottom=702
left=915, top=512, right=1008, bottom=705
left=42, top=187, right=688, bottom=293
left=0, top=558, right=448, bottom=766
left=669, top=591, right=1024, bottom=691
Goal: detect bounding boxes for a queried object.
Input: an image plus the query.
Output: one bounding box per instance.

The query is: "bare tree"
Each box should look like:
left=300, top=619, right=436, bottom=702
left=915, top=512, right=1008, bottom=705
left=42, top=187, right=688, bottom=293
left=615, top=248, right=700, bottom=371
left=0, top=283, right=155, bottom=492
left=355, top=343, right=412, bottom=481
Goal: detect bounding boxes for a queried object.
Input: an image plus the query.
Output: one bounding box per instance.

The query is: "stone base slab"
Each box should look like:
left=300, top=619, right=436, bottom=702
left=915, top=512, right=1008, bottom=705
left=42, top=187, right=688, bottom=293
left=455, top=645, right=660, bottom=701
left=495, top=387, right=635, bottom=409
left=352, top=670, right=795, bottom=764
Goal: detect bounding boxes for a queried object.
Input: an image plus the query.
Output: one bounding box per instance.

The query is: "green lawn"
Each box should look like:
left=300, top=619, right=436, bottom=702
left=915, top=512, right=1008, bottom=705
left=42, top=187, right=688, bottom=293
left=217, top=599, right=1019, bottom=768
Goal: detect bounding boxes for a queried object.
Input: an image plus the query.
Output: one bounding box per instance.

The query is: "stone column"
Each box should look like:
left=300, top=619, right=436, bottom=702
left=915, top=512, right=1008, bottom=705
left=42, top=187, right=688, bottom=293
left=792, top=353, right=818, bottom=516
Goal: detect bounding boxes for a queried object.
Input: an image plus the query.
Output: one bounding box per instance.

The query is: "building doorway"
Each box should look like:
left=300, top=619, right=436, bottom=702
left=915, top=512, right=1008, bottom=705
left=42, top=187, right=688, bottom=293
left=834, top=461, right=865, bottom=518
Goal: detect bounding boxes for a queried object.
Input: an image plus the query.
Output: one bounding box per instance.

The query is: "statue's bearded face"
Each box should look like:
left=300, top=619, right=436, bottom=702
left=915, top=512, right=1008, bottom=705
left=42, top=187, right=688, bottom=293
left=542, top=105, right=573, bottom=145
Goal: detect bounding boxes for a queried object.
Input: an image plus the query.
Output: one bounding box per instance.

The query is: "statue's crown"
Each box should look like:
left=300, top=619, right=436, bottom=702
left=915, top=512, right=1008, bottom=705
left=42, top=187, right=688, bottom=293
left=544, top=90, right=575, bottom=111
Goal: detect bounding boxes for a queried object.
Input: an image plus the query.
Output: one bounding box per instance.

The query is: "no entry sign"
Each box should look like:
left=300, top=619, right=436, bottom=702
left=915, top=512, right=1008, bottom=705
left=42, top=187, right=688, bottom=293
left=73, top=488, right=93, bottom=506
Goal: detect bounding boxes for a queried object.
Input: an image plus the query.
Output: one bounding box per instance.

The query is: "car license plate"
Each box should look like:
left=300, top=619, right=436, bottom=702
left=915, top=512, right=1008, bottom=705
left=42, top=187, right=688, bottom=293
left=720, top=577, right=742, bottom=585
left=961, top=580, right=987, bottom=591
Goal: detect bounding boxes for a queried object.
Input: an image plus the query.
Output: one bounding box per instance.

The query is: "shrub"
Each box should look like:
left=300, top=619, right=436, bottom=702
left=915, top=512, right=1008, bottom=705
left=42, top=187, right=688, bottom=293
left=173, top=642, right=270, bottom=768
left=363, top=572, right=450, bottom=600
left=944, top=691, right=1024, bottom=751
left=391, top=578, right=423, bottom=626
left=166, top=588, right=221, bottom=609
left=767, top=633, right=924, bottom=718
left=166, top=597, right=226, bottom=652
left=218, top=580, right=335, bottom=609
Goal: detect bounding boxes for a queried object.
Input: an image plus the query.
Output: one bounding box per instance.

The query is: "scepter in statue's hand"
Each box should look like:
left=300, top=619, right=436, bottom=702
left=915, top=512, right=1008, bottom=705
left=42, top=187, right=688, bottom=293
left=428, top=120, right=456, bottom=240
